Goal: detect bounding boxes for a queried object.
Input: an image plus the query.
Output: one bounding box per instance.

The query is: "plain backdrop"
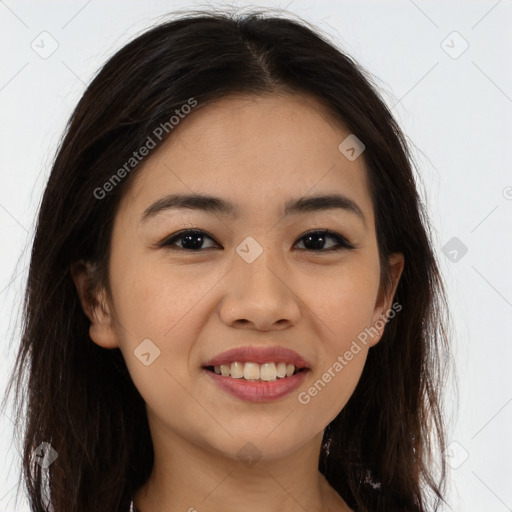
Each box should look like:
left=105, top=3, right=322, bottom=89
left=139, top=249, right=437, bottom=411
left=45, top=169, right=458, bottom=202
left=1, top=1, right=511, bottom=511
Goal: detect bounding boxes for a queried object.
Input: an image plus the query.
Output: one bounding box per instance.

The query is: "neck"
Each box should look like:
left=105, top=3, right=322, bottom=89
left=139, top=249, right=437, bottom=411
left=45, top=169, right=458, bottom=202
left=132, top=412, right=349, bottom=512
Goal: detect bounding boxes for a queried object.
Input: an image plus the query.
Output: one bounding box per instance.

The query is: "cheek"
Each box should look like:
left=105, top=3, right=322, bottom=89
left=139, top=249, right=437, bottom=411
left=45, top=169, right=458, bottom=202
left=108, top=257, right=213, bottom=398
left=295, top=293, right=373, bottom=433
left=297, top=348, right=368, bottom=432
left=110, top=255, right=218, bottom=339
left=111, top=263, right=208, bottom=431
left=305, top=260, right=380, bottom=341
left=293, top=261, right=378, bottom=420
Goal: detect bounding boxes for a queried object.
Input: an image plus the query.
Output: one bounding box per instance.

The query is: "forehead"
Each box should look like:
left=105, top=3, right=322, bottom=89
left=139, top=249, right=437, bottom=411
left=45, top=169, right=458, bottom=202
left=118, top=93, right=374, bottom=228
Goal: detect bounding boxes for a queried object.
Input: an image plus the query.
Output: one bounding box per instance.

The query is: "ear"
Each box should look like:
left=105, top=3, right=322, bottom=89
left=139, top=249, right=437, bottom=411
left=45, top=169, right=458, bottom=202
left=70, top=260, right=119, bottom=349
left=367, top=252, right=404, bottom=347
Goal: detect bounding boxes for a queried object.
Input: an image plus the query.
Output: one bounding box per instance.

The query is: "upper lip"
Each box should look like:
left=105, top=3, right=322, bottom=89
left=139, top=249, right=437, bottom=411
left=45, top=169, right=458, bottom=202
left=202, top=345, right=311, bottom=369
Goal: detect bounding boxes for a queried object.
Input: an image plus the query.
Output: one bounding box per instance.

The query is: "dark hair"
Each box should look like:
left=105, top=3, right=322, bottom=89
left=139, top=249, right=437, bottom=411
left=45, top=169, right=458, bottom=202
left=3, top=8, right=450, bottom=512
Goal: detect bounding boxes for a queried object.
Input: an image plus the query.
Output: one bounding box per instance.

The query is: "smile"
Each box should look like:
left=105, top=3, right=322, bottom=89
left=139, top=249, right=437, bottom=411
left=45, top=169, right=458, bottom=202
left=206, top=361, right=303, bottom=381
left=202, top=364, right=309, bottom=402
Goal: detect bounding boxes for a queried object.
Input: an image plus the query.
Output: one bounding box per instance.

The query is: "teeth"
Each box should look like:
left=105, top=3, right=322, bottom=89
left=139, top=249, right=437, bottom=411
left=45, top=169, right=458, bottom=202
left=211, top=361, right=300, bottom=381
left=243, top=362, right=260, bottom=380
left=260, top=362, right=276, bottom=381
left=230, top=361, right=244, bottom=378
left=276, top=362, right=287, bottom=378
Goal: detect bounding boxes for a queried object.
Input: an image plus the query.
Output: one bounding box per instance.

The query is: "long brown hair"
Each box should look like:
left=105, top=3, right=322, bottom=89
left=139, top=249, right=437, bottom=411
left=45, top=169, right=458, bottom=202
left=2, top=9, right=450, bottom=512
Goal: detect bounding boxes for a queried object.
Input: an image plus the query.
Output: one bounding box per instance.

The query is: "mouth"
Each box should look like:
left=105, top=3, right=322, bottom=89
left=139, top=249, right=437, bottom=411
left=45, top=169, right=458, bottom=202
left=203, top=361, right=308, bottom=382
left=202, top=365, right=309, bottom=402
left=202, top=345, right=311, bottom=373
left=202, top=362, right=307, bottom=381
left=201, top=346, right=311, bottom=402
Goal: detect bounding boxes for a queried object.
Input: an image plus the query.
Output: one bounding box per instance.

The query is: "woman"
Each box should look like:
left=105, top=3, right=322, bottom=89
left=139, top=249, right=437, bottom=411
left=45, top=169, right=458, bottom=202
left=3, top=9, right=450, bottom=512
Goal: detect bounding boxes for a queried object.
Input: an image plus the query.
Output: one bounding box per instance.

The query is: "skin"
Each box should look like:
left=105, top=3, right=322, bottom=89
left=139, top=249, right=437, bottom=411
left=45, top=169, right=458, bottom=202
left=72, top=92, right=404, bottom=512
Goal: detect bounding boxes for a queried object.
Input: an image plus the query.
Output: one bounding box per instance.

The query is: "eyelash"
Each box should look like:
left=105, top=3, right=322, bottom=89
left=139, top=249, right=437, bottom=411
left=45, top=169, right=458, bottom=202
left=158, top=229, right=355, bottom=252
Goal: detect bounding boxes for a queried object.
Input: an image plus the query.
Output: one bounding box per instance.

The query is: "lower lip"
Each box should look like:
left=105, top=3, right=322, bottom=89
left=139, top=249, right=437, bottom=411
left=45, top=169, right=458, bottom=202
left=203, top=368, right=309, bottom=402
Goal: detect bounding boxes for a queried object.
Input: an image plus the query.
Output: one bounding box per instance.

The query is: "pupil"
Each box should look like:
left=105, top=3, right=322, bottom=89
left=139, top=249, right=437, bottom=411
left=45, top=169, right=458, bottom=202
left=182, top=233, right=203, bottom=250
left=305, top=233, right=325, bottom=250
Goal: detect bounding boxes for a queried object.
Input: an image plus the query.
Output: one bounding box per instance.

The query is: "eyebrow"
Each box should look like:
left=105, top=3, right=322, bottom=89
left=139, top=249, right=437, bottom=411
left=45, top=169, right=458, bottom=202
left=140, top=192, right=366, bottom=226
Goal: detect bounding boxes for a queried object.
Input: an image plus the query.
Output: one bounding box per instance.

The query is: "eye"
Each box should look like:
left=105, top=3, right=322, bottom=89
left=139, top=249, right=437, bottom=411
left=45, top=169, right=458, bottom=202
left=294, top=230, right=355, bottom=252
left=159, top=229, right=354, bottom=252
left=159, top=229, right=220, bottom=251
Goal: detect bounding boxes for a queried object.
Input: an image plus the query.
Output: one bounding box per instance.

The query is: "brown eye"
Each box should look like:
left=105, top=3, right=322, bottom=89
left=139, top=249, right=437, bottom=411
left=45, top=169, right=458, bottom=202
left=160, top=230, right=220, bottom=251
left=159, top=229, right=354, bottom=252
left=294, top=230, right=354, bottom=251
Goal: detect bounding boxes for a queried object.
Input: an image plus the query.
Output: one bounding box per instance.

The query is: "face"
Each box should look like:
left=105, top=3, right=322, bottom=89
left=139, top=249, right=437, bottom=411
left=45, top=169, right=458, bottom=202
left=77, top=93, right=403, bottom=463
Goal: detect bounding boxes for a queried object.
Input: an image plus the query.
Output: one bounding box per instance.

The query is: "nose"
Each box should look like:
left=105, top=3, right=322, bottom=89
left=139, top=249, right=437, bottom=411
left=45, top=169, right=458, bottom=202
left=218, top=246, right=301, bottom=331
